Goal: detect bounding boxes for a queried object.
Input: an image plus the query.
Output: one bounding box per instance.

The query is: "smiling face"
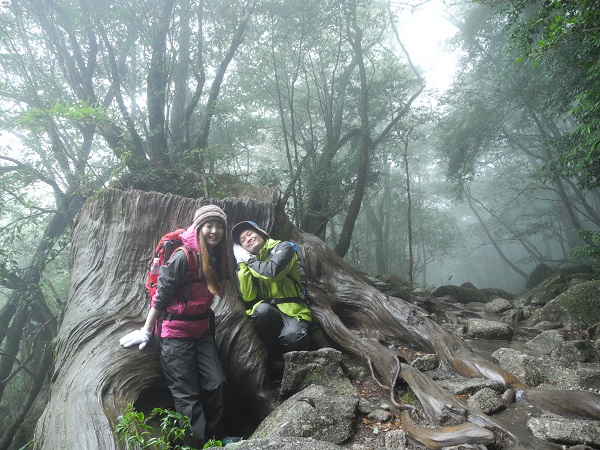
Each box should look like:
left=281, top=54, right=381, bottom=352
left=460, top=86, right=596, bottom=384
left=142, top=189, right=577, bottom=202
left=238, top=228, right=266, bottom=254
left=200, top=220, right=225, bottom=248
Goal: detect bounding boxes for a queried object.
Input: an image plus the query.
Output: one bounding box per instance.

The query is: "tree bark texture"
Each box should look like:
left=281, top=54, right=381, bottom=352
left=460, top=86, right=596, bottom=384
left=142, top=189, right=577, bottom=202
left=34, top=189, right=600, bottom=449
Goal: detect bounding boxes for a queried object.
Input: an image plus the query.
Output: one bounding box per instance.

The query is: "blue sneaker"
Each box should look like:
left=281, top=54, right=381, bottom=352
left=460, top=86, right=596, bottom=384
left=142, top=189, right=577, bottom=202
left=221, top=436, right=243, bottom=445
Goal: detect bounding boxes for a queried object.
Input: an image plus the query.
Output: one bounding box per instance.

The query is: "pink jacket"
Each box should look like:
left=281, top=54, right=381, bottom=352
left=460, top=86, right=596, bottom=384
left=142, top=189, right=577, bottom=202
left=152, top=226, right=213, bottom=339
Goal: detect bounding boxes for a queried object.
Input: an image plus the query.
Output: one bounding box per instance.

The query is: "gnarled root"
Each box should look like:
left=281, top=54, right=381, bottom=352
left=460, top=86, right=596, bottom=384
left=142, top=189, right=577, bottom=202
left=367, top=356, right=416, bottom=412
left=400, top=410, right=496, bottom=450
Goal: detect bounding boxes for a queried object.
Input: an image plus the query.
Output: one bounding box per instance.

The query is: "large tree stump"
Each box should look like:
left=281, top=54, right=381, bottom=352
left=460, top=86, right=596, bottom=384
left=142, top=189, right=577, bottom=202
left=33, top=189, right=600, bottom=449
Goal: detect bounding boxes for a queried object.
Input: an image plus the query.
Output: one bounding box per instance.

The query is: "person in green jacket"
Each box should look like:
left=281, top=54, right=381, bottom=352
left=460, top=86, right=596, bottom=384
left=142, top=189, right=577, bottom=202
left=232, top=221, right=311, bottom=373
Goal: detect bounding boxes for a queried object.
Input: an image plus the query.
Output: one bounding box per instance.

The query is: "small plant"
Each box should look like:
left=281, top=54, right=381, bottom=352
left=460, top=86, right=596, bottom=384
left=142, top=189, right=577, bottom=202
left=572, top=228, right=600, bottom=272
left=202, top=437, right=223, bottom=448
left=114, top=403, right=195, bottom=449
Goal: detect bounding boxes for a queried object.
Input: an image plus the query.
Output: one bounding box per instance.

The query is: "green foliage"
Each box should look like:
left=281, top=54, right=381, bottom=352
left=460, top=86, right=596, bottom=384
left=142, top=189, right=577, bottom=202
left=571, top=229, right=600, bottom=272
left=114, top=403, right=196, bottom=450
left=202, top=438, right=223, bottom=449
left=496, top=0, right=600, bottom=190
left=15, top=101, right=108, bottom=132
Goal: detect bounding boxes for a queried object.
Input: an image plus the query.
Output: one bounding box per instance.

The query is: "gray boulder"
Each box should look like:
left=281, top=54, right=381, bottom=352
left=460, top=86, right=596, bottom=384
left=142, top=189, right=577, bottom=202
left=280, top=348, right=357, bottom=399
left=492, top=347, right=581, bottom=390
left=527, top=417, right=600, bottom=447
left=529, top=281, right=600, bottom=331
left=491, top=348, right=545, bottom=387
left=250, top=384, right=358, bottom=445
left=466, top=319, right=514, bottom=340
left=410, top=353, right=438, bottom=371
left=550, top=340, right=599, bottom=369
left=484, top=298, right=512, bottom=314
left=216, top=437, right=343, bottom=449
left=466, top=387, right=505, bottom=414
left=577, top=363, right=600, bottom=390
left=383, top=429, right=407, bottom=449
left=525, top=329, right=565, bottom=355
left=437, top=377, right=505, bottom=395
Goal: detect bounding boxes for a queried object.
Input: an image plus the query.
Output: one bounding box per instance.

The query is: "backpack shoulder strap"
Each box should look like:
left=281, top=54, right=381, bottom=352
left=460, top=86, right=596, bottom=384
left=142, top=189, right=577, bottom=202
left=173, top=245, right=199, bottom=277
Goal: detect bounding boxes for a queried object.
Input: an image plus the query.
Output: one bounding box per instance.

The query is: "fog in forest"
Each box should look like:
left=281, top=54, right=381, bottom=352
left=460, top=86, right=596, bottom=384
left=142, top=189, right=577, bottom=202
left=1, top=0, right=600, bottom=446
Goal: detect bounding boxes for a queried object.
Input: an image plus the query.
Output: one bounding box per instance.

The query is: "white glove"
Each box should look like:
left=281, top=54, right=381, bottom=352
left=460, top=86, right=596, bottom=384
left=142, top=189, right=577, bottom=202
left=233, top=244, right=252, bottom=263
left=119, top=327, right=151, bottom=350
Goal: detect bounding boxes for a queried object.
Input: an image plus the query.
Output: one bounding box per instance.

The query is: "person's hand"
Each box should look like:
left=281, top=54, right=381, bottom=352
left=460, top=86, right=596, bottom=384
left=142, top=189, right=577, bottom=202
left=233, top=244, right=252, bottom=263
left=119, top=327, right=151, bottom=350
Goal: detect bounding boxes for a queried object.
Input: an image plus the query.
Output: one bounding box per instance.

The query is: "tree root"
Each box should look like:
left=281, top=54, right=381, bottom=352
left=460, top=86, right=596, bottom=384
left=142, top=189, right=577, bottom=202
left=400, top=410, right=496, bottom=450
left=367, top=356, right=417, bottom=412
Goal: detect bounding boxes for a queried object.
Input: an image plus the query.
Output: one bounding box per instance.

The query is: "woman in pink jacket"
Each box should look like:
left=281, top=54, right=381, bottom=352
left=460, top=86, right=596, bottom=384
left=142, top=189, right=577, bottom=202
left=120, top=205, right=228, bottom=448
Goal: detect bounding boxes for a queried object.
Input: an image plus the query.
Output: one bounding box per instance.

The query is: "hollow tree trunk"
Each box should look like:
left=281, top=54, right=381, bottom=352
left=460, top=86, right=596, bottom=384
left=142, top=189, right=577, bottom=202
left=34, top=189, right=600, bottom=449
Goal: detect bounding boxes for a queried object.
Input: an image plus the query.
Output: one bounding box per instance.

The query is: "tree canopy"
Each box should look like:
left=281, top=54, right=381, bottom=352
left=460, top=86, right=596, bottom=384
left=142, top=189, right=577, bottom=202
left=2, top=0, right=600, bottom=447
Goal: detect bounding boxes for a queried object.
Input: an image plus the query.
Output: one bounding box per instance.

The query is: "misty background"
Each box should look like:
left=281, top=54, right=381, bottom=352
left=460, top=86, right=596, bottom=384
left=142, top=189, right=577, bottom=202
left=1, top=0, right=600, bottom=444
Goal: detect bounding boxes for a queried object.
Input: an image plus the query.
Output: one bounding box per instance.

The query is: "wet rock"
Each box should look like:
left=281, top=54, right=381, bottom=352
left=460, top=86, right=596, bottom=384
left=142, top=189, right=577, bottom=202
left=348, top=441, right=377, bottom=450
left=217, top=437, right=344, bottom=449
left=515, top=274, right=567, bottom=308
left=484, top=298, right=512, bottom=314
left=467, top=387, right=505, bottom=414
left=357, top=398, right=379, bottom=415
left=250, top=384, right=358, bottom=445
left=588, top=323, right=600, bottom=341
left=533, top=320, right=563, bottom=330
left=383, top=429, right=407, bottom=449
left=442, top=323, right=466, bottom=336
left=410, top=353, right=438, bottom=371
left=577, top=363, right=600, bottom=390
left=367, top=409, right=392, bottom=423
left=466, top=318, right=514, bottom=340
left=501, top=308, right=525, bottom=324
left=491, top=348, right=545, bottom=387
left=529, top=281, right=600, bottom=331
left=525, top=263, right=557, bottom=289
left=432, top=285, right=487, bottom=303
left=479, top=287, right=515, bottom=300
left=501, top=388, right=515, bottom=404
left=438, top=377, right=505, bottom=395
left=535, top=364, right=580, bottom=391
left=280, top=348, right=357, bottom=399
left=527, top=417, right=600, bottom=447
left=550, top=340, right=599, bottom=369
left=526, top=329, right=565, bottom=355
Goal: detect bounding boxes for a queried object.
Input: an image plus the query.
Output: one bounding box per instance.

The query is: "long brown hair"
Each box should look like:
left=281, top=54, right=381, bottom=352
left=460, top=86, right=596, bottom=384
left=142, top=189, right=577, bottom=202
left=197, top=227, right=228, bottom=296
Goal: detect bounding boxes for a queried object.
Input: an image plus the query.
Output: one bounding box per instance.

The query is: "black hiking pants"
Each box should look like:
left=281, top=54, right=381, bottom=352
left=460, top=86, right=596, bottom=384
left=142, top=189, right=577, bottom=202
left=159, top=333, right=225, bottom=447
left=250, top=302, right=310, bottom=368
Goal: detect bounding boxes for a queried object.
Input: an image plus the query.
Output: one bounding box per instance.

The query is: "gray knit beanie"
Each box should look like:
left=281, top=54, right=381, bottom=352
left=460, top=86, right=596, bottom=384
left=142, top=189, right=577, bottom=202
left=192, top=205, right=227, bottom=231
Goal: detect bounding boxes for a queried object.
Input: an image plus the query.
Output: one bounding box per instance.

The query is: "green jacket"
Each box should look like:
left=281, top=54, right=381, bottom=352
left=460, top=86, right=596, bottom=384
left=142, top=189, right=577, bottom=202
left=236, top=239, right=312, bottom=322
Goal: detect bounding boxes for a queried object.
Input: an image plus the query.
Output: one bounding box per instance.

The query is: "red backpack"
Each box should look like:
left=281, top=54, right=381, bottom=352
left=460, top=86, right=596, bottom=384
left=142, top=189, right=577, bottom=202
left=144, top=228, right=198, bottom=305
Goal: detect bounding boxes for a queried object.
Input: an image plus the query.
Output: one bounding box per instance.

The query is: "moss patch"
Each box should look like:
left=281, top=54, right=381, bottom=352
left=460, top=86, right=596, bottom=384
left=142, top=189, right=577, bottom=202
left=537, top=280, right=600, bottom=330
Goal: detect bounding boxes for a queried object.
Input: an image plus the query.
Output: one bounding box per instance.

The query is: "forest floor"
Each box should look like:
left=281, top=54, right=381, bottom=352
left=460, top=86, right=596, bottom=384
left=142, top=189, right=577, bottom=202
left=348, top=376, right=409, bottom=449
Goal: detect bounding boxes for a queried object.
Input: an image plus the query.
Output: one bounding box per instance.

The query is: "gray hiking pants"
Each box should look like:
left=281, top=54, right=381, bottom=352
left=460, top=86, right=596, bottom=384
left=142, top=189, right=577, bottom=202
left=159, top=333, right=225, bottom=446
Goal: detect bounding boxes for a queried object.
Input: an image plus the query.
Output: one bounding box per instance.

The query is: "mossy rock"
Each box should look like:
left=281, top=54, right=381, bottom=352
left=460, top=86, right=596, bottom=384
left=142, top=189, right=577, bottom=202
left=514, top=274, right=566, bottom=308
left=559, top=264, right=596, bottom=276
left=530, top=280, right=600, bottom=331
left=525, top=263, right=557, bottom=290
left=432, top=285, right=486, bottom=304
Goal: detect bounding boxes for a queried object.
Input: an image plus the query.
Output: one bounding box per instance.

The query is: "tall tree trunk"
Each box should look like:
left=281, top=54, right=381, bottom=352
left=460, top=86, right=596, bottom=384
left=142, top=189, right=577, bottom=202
left=402, top=141, right=414, bottom=287
left=146, top=0, right=175, bottom=164
left=334, top=3, right=370, bottom=257
left=33, top=189, right=600, bottom=449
